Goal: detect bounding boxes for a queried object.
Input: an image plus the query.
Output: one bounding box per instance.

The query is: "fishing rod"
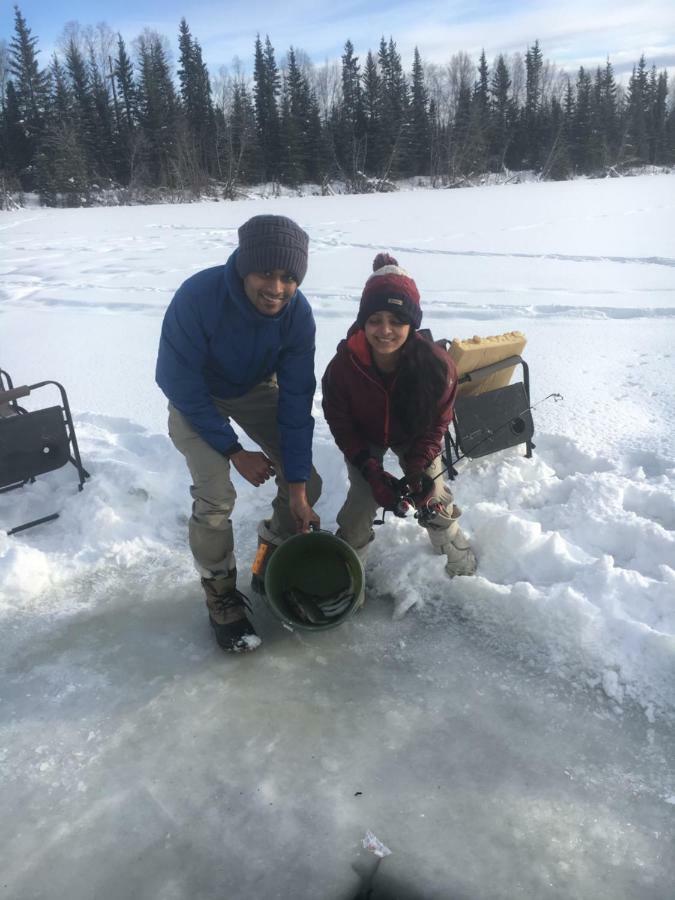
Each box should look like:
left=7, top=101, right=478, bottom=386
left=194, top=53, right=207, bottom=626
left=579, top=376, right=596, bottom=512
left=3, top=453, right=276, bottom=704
left=438, top=391, right=564, bottom=480
left=374, top=391, right=564, bottom=525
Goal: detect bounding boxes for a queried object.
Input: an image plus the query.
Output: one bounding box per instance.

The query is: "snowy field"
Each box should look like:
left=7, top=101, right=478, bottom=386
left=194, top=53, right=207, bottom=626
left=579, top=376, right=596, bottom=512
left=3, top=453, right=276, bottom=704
left=1, top=175, right=674, bottom=898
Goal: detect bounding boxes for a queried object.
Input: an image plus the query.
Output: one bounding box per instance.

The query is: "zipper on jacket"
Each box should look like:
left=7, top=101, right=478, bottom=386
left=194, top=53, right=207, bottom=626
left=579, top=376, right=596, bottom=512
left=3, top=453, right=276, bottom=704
left=349, top=355, right=398, bottom=448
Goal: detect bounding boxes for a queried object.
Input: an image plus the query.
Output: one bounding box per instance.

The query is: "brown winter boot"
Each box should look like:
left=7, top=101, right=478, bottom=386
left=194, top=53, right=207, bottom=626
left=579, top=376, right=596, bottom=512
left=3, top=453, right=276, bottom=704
left=250, top=529, right=278, bottom=595
left=202, top=570, right=260, bottom=652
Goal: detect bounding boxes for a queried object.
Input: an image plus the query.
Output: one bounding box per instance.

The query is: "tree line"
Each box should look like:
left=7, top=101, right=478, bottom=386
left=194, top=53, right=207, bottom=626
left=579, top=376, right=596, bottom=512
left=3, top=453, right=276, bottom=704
left=1, top=5, right=674, bottom=207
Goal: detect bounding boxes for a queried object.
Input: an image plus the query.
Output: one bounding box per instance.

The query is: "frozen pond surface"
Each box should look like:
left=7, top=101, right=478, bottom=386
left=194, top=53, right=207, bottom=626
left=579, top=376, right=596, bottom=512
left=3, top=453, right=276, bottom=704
left=1, top=175, right=674, bottom=897
left=3, top=576, right=674, bottom=899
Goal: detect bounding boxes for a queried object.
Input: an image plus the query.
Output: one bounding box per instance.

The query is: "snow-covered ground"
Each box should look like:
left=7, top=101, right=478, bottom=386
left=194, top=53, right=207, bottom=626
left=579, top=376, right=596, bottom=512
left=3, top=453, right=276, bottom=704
left=1, top=175, right=674, bottom=898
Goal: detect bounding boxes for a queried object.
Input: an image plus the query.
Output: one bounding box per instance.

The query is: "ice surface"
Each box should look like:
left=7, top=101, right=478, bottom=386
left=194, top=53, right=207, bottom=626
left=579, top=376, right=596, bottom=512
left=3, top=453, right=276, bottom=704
left=1, top=174, right=674, bottom=898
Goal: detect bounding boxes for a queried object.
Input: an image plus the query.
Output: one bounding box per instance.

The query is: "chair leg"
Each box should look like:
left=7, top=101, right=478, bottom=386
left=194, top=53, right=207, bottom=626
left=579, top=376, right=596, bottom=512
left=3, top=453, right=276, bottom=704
left=0, top=477, right=35, bottom=494
left=8, top=513, right=60, bottom=536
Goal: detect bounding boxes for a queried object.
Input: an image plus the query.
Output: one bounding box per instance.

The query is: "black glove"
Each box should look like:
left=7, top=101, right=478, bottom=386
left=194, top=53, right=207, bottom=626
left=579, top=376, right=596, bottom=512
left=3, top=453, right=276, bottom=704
left=406, top=472, right=436, bottom=509
left=361, top=458, right=403, bottom=511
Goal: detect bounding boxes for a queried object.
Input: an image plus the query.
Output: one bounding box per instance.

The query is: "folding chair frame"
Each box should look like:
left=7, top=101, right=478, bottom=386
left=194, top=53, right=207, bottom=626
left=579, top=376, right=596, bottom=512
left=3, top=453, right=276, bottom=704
left=442, top=353, right=535, bottom=480
left=0, top=368, right=90, bottom=535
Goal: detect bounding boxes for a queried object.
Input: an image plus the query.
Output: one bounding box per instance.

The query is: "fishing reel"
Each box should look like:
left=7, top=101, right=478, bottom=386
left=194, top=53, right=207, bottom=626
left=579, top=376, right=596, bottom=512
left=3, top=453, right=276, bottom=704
left=374, top=477, right=442, bottom=526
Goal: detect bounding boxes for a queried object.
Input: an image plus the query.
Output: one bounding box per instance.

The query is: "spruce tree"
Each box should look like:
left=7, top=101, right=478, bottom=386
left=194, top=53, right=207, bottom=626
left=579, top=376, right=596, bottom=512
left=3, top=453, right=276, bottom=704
left=177, top=19, right=215, bottom=178
left=544, top=86, right=572, bottom=180
left=666, top=81, right=675, bottom=165
left=50, top=56, right=72, bottom=123
left=362, top=49, right=384, bottom=175
left=278, top=75, right=301, bottom=186
left=449, top=80, right=472, bottom=177
left=427, top=97, right=445, bottom=182
left=474, top=50, right=490, bottom=131
left=253, top=35, right=281, bottom=180
left=521, top=40, right=544, bottom=169
left=8, top=6, right=50, bottom=187
left=337, top=40, right=366, bottom=181
left=112, top=34, right=138, bottom=185
left=64, top=38, right=97, bottom=180
left=277, top=49, right=312, bottom=185
left=136, top=31, right=179, bottom=187
left=571, top=66, right=592, bottom=172
left=378, top=37, right=410, bottom=179
left=341, top=40, right=364, bottom=135
left=489, top=54, right=513, bottom=170
left=114, top=35, right=137, bottom=131
left=87, top=43, right=118, bottom=182
left=409, top=47, right=431, bottom=175
left=228, top=76, right=261, bottom=187
left=1, top=79, right=30, bottom=181
left=465, top=51, right=490, bottom=174
left=177, top=20, right=195, bottom=115
left=592, top=60, right=618, bottom=168
left=623, top=55, right=650, bottom=164
left=649, top=67, right=668, bottom=164
left=287, top=48, right=322, bottom=182
left=35, top=55, right=89, bottom=205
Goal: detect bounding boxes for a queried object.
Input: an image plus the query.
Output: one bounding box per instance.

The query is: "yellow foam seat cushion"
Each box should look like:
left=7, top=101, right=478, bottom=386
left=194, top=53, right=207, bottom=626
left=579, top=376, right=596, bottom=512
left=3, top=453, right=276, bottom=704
left=448, top=331, right=527, bottom=396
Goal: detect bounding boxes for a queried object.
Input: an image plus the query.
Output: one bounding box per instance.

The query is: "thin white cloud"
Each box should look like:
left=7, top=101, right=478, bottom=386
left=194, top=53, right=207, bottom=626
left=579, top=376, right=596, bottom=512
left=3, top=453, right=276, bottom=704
left=6, top=0, right=674, bottom=80
left=194, top=0, right=675, bottom=78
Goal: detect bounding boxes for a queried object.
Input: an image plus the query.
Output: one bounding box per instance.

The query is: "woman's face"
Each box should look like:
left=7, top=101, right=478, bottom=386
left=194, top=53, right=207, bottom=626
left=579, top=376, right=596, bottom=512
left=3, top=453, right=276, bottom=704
left=364, top=311, right=410, bottom=359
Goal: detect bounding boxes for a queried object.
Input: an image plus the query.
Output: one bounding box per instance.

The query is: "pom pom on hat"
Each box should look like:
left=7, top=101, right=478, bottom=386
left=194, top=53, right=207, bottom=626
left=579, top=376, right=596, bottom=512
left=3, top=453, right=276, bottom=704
left=372, top=252, right=398, bottom=270
left=357, top=252, right=422, bottom=329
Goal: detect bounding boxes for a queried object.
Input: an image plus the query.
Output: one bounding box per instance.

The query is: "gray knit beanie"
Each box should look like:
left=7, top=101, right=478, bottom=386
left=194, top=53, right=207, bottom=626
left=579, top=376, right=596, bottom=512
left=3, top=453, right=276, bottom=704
left=235, top=215, right=309, bottom=284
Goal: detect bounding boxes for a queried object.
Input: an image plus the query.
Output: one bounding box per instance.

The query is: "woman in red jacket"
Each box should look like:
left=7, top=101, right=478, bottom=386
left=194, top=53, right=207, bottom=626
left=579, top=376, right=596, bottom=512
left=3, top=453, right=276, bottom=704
left=322, top=253, right=477, bottom=577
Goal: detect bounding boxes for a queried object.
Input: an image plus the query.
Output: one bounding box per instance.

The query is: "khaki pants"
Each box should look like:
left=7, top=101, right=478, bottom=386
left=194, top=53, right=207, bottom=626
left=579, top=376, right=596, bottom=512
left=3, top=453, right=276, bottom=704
left=168, top=378, right=321, bottom=578
left=336, top=447, right=456, bottom=556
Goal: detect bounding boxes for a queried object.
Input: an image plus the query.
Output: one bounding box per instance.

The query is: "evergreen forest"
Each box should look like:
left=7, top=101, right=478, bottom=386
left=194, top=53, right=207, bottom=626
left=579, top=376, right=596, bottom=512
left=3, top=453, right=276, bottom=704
left=1, top=5, right=674, bottom=207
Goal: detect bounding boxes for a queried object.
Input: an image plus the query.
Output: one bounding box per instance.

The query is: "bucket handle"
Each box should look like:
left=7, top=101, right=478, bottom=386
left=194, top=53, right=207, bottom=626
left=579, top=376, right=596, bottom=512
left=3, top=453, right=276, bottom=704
left=309, top=522, right=333, bottom=535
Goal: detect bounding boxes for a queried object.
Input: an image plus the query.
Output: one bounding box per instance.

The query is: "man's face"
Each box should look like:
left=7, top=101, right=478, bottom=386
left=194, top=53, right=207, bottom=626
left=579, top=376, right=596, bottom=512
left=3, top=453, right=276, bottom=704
left=243, top=270, right=298, bottom=316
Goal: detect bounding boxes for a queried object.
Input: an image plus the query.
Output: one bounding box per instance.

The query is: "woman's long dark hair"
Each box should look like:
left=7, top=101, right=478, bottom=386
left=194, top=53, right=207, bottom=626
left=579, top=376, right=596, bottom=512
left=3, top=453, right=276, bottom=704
left=391, top=334, right=449, bottom=436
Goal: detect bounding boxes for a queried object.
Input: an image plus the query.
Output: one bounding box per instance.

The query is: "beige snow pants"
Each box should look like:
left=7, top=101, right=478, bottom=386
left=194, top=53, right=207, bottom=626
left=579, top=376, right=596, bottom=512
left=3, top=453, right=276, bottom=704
left=168, top=378, right=321, bottom=578
left=336, top=447, right=458, bottom=559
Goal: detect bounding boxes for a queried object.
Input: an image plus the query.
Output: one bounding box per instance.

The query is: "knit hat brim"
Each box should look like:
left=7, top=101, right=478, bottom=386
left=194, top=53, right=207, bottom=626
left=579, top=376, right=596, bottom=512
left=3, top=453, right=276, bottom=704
left=235, top=215, right=309, bottom=284
left=357, top=255, right=422, bottom=329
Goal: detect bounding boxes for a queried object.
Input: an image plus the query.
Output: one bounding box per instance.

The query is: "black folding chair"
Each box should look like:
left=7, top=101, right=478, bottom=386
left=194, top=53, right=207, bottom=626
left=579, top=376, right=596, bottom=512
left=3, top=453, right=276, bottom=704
left=0, top=368, right=90, bottom=535
left=419, top=332, right=535, bottom=480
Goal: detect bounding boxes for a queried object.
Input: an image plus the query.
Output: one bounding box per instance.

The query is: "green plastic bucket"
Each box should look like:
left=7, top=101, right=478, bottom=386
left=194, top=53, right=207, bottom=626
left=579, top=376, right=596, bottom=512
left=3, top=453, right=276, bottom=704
left=263, top=530, right=364, bottom=631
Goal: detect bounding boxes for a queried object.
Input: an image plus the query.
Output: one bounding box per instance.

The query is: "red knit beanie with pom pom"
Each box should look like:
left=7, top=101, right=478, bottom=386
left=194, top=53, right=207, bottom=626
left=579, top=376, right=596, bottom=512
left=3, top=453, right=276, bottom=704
left=356, top=252, right=422, bottom=329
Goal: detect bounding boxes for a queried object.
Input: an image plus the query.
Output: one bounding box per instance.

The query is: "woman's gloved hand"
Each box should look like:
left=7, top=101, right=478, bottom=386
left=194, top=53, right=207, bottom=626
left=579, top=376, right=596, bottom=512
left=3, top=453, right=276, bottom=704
left=406, top=472, right=436, bottom=509
left=360, top=458, right=403, bottom=511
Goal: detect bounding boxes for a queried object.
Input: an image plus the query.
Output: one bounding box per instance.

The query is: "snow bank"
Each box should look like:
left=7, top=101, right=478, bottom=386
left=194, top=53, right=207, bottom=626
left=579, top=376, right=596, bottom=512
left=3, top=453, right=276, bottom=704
left=1, top=173, right=675, bottom=725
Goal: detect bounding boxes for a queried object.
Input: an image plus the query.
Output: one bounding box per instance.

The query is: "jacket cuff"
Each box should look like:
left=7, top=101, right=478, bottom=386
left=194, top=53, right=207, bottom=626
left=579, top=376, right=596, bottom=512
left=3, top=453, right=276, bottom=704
left=404, top=456, right=429, bottom=478
left=350, top=449, right=372, bottom=472
left=223, top=442, right=243, bottom=458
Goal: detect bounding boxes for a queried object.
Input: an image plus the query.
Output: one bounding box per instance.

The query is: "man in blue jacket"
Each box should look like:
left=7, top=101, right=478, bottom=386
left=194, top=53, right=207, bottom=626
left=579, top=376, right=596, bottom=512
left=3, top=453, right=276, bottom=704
left=156, top=215, right=321, bottom=652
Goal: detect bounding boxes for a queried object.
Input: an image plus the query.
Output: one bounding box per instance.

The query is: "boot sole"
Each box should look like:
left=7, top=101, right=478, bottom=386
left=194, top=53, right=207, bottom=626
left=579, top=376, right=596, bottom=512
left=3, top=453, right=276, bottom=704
left=209, top=616, right=261, bottom=652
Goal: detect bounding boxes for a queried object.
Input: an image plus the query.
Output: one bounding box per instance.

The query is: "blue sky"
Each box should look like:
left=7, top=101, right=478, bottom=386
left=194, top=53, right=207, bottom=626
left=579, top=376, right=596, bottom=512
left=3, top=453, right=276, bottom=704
left=2, top=0, right=674, bottom=80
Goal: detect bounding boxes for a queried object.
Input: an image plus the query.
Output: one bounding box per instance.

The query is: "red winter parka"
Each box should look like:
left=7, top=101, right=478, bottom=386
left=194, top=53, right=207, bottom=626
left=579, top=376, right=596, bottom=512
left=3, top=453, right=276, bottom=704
left=321, top=328, right=458, bottom=475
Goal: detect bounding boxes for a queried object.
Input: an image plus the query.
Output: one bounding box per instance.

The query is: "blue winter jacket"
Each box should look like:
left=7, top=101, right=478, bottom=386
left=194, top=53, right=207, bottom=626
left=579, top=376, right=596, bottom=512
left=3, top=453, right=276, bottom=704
left=156, top=251, right=316, bottom=482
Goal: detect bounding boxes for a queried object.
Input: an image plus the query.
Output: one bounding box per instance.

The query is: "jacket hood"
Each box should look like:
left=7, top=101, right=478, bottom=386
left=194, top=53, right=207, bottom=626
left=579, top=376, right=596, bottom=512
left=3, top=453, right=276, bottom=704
left=345, top=329, right=373, bottom=367
left=330, top=325, right=373, bottom=373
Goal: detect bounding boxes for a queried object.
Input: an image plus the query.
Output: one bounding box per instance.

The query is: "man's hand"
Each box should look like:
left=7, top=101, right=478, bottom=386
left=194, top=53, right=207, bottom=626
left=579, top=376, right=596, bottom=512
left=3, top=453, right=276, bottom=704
left=288, top=482, right=320, bottom=533
left=230, top=449, right=275, bottom=487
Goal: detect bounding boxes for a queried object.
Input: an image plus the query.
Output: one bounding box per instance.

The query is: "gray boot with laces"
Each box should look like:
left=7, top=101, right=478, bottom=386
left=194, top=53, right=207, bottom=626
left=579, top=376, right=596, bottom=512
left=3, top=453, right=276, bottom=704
left=202, top=570, right=261, bottom=652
